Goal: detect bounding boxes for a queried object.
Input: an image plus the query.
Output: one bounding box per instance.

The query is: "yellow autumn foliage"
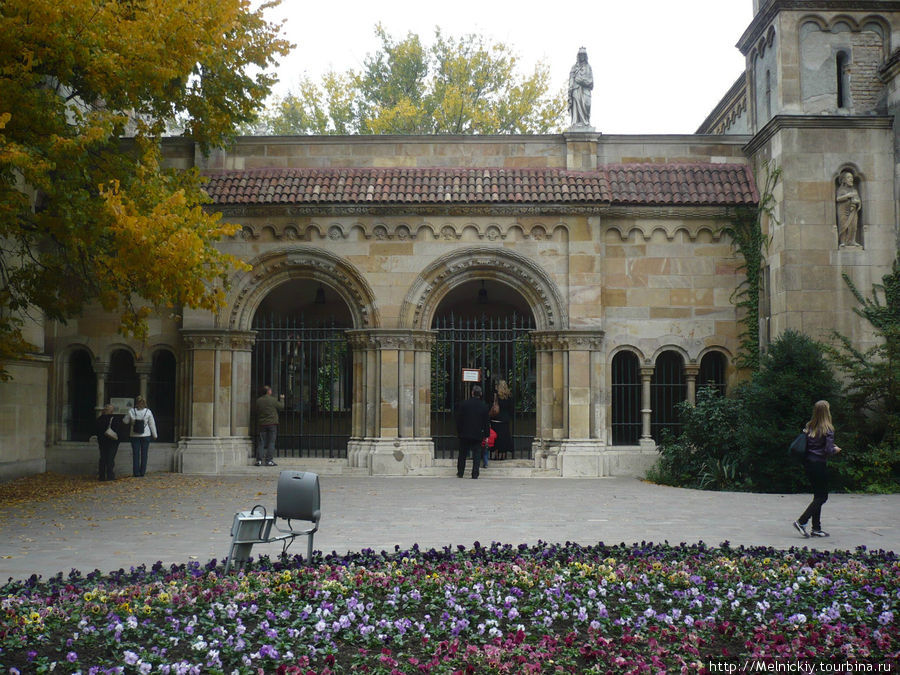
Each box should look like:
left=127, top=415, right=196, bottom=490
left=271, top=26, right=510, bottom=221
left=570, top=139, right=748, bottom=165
left=0, top=0, right=290, bottom=376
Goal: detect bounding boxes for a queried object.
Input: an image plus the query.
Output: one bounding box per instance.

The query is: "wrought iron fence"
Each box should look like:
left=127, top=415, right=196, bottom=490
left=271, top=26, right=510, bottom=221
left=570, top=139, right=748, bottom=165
left=251, top=314, right=351, bottom=458
left=431, top=314, right=536, bottom=459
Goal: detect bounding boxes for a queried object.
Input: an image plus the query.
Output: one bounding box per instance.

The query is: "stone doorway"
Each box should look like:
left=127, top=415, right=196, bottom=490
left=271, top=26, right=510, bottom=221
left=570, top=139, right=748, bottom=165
left=430, top=279, right=537, bottom=459
left=250, top=280, right=353, bottom=458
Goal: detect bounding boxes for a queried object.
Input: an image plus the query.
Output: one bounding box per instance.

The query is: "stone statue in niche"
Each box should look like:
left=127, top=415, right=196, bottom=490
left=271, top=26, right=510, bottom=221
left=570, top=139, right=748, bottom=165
left=836, top=170, right=861, bottom=247
left=568, top=47, right=593, bottom=129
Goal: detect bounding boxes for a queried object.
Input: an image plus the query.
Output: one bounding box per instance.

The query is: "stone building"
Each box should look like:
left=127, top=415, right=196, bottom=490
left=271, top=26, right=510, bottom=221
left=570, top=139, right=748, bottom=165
left=2, top=0, right=899, bottom=480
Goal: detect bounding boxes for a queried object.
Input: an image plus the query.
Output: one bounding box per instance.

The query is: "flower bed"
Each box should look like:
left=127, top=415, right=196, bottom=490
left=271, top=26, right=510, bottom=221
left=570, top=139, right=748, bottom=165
left=1, top=541, right=897, bottom=673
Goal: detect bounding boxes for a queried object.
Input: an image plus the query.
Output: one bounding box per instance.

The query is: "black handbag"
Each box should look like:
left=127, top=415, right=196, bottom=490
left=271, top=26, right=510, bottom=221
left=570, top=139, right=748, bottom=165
left=789, top=432, right=807, bottom=460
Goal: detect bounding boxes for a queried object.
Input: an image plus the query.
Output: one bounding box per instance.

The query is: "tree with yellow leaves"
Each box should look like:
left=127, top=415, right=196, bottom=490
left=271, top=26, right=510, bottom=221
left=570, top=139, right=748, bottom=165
left=260, top=26, right=566, bottom=135
left=0, top=0, right=291, bottom=377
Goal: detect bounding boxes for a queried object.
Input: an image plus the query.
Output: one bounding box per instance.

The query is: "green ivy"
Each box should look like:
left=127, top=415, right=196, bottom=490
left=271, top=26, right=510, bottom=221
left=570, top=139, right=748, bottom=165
left=722, top=161, right=781, bottom=371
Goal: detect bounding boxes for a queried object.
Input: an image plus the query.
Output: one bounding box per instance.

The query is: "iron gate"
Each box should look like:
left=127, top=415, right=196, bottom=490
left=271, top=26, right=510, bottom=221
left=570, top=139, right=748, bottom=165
left=431, top=314, right=536, bottom=459
left=251, top=314, right=351, bottom=457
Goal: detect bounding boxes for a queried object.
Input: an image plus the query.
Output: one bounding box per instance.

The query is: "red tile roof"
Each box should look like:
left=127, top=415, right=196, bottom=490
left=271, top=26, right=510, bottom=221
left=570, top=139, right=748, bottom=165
left=203, top=164, right=757, bottom=208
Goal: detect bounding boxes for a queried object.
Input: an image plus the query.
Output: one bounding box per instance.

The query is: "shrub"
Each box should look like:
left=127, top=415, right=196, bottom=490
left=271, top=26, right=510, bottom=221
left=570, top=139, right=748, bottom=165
left=651, top=331, right=843, bottom=493
left=737, top=330, right=844, bottom=492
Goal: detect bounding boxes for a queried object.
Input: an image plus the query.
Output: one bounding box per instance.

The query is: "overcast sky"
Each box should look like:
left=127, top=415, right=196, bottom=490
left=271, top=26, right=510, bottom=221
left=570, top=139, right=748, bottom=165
left=261, top=1, right=754, bottom=135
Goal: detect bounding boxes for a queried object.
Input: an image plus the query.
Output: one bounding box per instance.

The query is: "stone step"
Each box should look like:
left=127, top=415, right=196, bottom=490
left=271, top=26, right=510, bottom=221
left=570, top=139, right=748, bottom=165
left=222, top=457, right=557, bottom=478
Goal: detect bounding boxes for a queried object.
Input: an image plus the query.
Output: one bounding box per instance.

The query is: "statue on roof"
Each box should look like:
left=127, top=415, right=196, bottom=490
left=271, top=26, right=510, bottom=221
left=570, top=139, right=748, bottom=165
left=568, top=47, right=593, bottom=130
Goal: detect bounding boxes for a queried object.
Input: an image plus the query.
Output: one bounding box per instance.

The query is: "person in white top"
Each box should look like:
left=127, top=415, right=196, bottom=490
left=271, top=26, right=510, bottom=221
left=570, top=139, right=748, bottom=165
left=123, top=396, right=157, bottom=477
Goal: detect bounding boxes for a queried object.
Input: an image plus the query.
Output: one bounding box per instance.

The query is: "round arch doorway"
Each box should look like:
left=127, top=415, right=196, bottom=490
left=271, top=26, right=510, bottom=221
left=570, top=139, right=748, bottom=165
left=250, top=279, right=353, bottom=458
left=430, top=279, right=536, bottom=460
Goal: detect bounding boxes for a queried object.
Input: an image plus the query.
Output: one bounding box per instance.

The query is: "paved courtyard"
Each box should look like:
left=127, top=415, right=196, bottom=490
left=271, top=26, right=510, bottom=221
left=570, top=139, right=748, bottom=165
left=1, top=472, right=898, bottom=583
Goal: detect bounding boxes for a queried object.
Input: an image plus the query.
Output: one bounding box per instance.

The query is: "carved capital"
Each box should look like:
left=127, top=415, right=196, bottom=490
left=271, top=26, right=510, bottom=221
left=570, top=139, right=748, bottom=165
left=181, top=330, right=256, bottom=352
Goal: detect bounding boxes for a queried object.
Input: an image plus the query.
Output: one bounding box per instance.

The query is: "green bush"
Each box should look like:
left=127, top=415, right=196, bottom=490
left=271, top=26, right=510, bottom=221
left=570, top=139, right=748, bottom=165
left=737, top=330, right=844, bottom=492
left=651, top=330, right=843, bottom=493
left=649, top=388, right=746, bottom=490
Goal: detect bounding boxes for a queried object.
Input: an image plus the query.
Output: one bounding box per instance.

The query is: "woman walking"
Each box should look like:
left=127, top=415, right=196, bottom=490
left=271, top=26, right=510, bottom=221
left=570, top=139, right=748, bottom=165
left=124, top=396, right=157, bottom=477
left=793, top=400, right=841, bottom=538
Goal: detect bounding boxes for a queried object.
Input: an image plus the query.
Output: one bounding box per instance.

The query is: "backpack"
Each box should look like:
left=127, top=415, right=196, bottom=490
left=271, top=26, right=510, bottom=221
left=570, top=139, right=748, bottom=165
left=789, top=432, right=807, bottom=460
left=131, top=410, right=145, bottom=434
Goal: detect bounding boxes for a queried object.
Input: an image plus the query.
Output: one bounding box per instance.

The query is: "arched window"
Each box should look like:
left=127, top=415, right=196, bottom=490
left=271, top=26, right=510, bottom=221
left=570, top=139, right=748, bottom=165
left=611, top=351, right=641, bottom=445
left=67, top=350, right=96, bottom=441
left=651, top=351, right=686, bottom=440
left=698, top=352, right=727, bottom=396
left=765, top=69, right=772, bottom=118
left=107, top=349, right=138, bottom=401
left=150, top=350, right=177, bottom=442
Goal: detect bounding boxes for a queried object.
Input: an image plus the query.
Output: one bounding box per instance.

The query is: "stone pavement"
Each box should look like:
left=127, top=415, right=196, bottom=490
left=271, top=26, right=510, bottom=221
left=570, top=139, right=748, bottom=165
left=1, top=471, right=898, bottom=583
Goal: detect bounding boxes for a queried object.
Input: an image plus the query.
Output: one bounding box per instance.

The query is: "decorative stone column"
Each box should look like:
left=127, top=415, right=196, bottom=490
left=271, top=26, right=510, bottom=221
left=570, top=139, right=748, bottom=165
left=557, top=330, right=606, bottom=477
left=175, top=329, right=256, bottom=474
left=531, top=330, right=606, bottom=476
left=94, top=359, right=108, bottom=415
left=531, top=333, right=557, bottom=467
left=345, top=329, right=436, bottom=475
left=136, top=362, right=151, bottom=401
left=684, top=364, right=700, bottom=405
left=639, top=365, right=656, bottom=451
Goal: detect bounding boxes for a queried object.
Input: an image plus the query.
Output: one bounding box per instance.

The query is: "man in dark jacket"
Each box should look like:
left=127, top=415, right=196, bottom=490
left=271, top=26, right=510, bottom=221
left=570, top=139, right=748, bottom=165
left=455, top=385, right=490, bottom=479
left=255, top=385, right=284, bottom=466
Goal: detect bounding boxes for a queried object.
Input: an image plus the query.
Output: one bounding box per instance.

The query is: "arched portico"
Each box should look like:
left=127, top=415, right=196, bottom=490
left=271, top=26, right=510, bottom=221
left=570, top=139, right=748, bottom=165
left=177, top=247, right=379, bottom=474
left=399, top=246, right=567, bottom=331
left=228, top=247, right=381, bottom=331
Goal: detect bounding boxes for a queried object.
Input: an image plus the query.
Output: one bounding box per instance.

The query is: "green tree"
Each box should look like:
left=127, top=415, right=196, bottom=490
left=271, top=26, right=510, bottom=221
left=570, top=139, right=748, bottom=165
left=261, top=25, right=566, bottom=135
left=828, top=259, right=900, bottom=490
left=0, top=0, right=291, bottom=377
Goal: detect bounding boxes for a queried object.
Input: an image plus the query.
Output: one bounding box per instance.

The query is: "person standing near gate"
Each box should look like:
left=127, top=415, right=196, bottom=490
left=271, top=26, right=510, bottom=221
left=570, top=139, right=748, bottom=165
left=255, top=385, right=284, bottom=467
left=456, top=385, right=490, bottom=479
left=123, top=396, right=157, bottom=477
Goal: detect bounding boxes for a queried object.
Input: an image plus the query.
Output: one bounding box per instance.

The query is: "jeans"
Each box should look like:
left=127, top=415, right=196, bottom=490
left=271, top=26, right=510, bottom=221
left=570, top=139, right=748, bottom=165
left=457, top=439, right=481, bottom=478
left=482, top=445, right=490, bottom=468
left=798, top=459, right=829, bottom=530
left=130, top=436, right=150, bottom=477
left=257, top=424, right=278, bottom=461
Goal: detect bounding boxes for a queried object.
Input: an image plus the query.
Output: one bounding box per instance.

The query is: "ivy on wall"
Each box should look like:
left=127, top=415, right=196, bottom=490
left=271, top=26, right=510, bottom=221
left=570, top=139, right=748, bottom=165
left=723, top=161, right=781, bottom=372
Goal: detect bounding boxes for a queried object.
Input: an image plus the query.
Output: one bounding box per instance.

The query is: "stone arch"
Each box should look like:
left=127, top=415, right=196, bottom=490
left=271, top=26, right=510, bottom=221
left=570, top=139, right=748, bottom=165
left=228, top=246, right=380, bottom=331
left=608, top=344, right=646, bottom=364
left=649, top=344, right=691, bottom=365
left=399, top=246, right=567, bottom=331
left=696, top=345, right=734, bottom=364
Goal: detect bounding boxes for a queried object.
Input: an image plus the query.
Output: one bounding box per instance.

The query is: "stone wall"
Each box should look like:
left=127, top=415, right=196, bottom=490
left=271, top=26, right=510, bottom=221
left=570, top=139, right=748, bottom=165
left=0, top=357, right=50, bottom=480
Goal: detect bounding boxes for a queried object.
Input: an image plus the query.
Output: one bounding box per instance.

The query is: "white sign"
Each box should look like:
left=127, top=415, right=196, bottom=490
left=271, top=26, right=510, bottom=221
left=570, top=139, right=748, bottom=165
left=461, top=368, right=481, bottom=383
left=109, top=397, right=134, bottom=415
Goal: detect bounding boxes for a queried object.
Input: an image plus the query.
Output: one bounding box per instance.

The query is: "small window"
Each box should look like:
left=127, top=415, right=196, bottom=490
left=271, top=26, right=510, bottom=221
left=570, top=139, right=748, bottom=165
left=836, top=52, right=848, bottom=108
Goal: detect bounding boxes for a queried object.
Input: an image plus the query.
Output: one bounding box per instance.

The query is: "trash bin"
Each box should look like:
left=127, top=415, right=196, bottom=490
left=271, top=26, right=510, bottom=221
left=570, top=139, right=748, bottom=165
left=275, top=470, right=321, bottom=523
left=273, top=471, right=321, bottom=562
